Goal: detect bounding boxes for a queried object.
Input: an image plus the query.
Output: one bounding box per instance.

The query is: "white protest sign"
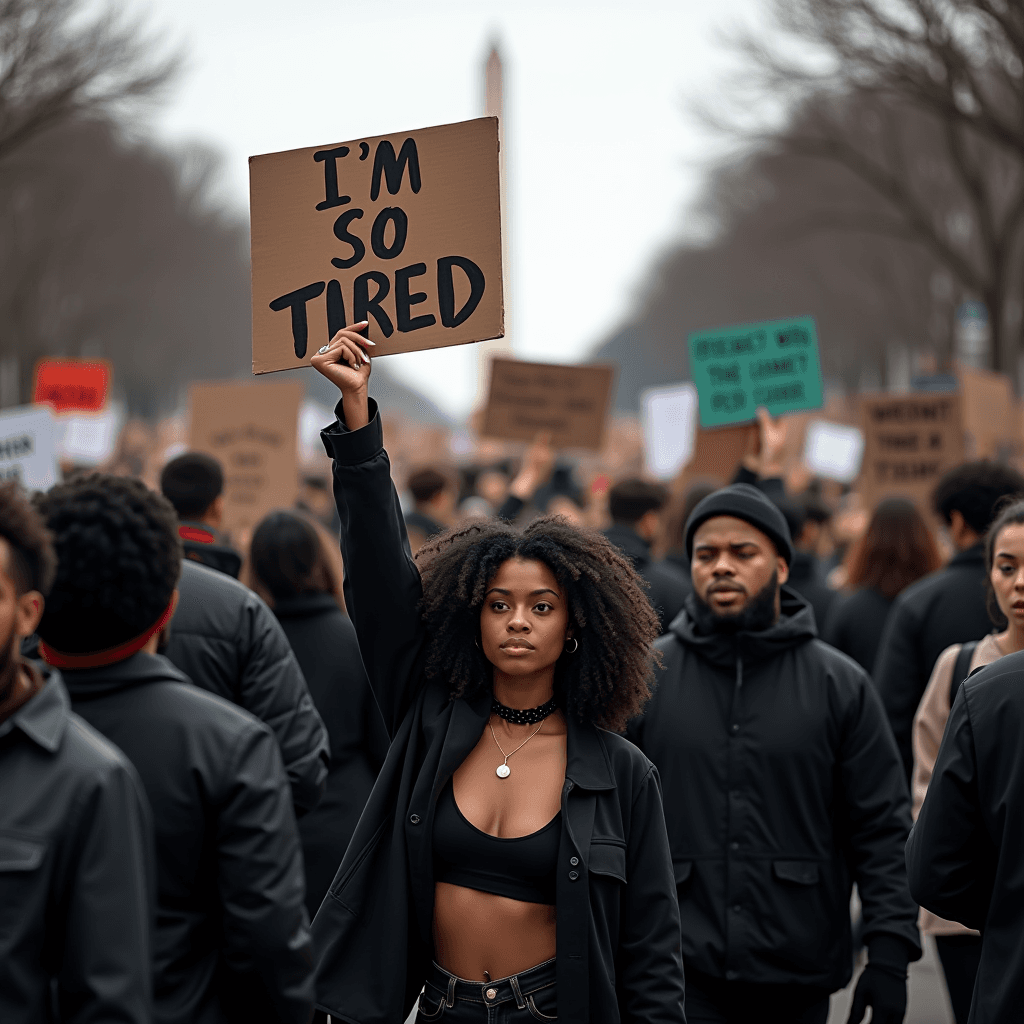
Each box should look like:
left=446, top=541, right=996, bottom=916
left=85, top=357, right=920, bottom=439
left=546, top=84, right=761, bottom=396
left=803, top=419, right=864, bottom=484
left=0, top=406, right=58, bottom=490
left=641, top=383, right=698, bottom=480
left=56, top=407, right=122, bottom=465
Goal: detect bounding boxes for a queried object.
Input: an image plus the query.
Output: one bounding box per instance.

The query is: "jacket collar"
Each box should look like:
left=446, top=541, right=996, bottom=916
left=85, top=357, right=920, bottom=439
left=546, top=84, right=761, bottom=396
left=669, top=584, right=817, bottom=668
left=60, top=651, right=191, bottom=698
left=950, top=541, right=985, bottom=568
left=603, top=524, right=650, bottom=568
left=0, top=665, right=68, bottom=753
left=448, top=686, right=616, bottom=793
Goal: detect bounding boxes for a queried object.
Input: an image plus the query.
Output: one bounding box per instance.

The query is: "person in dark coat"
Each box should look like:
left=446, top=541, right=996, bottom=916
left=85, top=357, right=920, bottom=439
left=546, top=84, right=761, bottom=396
left=404, top=467, right=456, bottom=553
left=160, top=451, right=243, bottom=578
left=250, top=509, right=389, bottom=920
left=308, top=327, right=685, bottom=1024
left=824, top=497, right=942, bottom=675
left=164, top=557, right=330, bottom=817
left=0, top=482, right=153, bottom=1024
left=627, top=483, right=921, bottom=1024
left=874, top=461, right=1024, bottom=781
left=604, top=478, right=690, bottom=633
left=774, top=497, right=837, bottom=632
left=906, top=649, right=1024, bottom=1024
left=35, top=474, right=315, bottom=1024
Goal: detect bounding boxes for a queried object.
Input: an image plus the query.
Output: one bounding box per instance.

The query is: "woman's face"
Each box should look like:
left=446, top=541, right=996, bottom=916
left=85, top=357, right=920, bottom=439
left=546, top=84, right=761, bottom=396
left=991, top=522, right=1024, bottom=628
left=479, top=557, right=569, bottom=676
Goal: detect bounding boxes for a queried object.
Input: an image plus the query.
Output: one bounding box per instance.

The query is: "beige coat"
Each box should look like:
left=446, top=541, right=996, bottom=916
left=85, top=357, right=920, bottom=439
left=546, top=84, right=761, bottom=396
left=912, top=632, right=1004, bottom=935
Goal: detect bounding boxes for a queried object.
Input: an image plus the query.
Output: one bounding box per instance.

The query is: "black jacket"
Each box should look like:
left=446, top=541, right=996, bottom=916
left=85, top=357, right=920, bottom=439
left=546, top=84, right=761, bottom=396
left=874, top=543, right=991, bottom=781
left=272, top=592, right=389, bottom=919
left=0, top=668, right=153, bottom=1024
left=65, top=652, right=314, bottom=1024
left=627, top=588, right=920, bottom=991
left=603, top=524, right=690, bottom=634
left=907, top=651, right=1024, bottom=1024
left=310, top=400, right=686, bottom=1024
left=165, top=558, right=330, bottom=816
left=178, top=521, right=243, bottom=579
left=824, top=587, right=893, bottom=676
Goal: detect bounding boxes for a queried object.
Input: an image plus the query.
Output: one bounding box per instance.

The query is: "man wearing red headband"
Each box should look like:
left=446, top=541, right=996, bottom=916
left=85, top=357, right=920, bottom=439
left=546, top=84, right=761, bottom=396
left=35, top=474, right=315, bottom=1024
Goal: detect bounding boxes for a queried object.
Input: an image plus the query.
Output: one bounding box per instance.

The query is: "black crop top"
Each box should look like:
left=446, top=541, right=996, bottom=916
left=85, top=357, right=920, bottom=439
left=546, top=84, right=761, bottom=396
left=433, top=780, right=560, bottom=905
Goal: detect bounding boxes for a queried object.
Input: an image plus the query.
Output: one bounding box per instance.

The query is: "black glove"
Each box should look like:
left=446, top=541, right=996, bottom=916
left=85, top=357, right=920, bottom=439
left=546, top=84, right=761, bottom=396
left=846, top=963, right=908, bottom=1024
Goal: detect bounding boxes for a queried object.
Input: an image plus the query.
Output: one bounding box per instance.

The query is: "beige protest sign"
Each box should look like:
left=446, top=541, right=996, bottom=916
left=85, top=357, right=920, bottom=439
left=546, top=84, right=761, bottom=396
left=189, top=380, right=304, bottom=534
left=481, top=358, right=615, bottom=450
left=687, top=424, right=752, bottom=484
left=859, top=393, right=964, bottom=511
left=250, top=117, right=503, bottom=374
left=956, top=363, right=1017, bottom=459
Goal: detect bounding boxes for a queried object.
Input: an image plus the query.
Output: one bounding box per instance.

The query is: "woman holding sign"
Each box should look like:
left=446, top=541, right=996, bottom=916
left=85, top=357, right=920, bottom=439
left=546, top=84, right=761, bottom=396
left=308, top=324, right=685, bottom=1024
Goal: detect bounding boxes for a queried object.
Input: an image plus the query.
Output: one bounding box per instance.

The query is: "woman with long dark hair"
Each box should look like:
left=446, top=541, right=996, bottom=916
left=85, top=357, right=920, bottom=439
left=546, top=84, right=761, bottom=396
left=308, top=325, right=685, bottom=1024
left=824, top=497, right=942, bottom=674
left=911, top=497, right=1024, bottom=1023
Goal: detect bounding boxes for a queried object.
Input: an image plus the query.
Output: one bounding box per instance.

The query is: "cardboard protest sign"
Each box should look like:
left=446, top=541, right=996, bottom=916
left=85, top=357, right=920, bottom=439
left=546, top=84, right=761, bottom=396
left=189, top=380, right=303, bottom=534
left=33, top=358, right=111, bottom=413
left=481, top=358, right=614, bottom=450
left=803, top=420, right=864, bottom=484
left=688, top=316, right=823, bottom=428
left=641, top=383, right=697, bottom=480
left=956, top=363, right=1016, bottom=459
left=687, top=423, right=752, bottom=484
left=250, top=117, right=503, bottom=374
left=0, top=406, right=58, bottom=489
left=859, top=393, right=964, bottom=511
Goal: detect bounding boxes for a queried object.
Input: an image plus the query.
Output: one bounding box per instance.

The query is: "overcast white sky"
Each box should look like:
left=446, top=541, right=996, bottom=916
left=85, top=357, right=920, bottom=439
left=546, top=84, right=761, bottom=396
left=127, top=0, right=769, bottom=416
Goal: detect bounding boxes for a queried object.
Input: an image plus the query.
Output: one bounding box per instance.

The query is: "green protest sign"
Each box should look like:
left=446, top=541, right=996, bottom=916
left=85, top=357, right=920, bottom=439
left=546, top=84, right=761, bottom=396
left=688, top=316, right=823, bottom=428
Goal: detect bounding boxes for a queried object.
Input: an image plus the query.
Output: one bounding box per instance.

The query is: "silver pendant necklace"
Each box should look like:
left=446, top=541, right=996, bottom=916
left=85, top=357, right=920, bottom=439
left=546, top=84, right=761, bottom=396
left=488, top=719, right=545, bottom=778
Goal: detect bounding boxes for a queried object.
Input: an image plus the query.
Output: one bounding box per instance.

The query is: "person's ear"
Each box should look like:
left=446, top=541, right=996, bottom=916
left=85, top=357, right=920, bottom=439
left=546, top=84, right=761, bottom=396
left=776, top=556, right=790, bottom=586
left=14, top=590, right=44, bottom=639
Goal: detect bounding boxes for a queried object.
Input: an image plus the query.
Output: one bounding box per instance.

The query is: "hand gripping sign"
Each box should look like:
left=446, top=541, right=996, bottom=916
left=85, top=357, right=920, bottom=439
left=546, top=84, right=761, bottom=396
left=249, top=117, right=504, bottom=374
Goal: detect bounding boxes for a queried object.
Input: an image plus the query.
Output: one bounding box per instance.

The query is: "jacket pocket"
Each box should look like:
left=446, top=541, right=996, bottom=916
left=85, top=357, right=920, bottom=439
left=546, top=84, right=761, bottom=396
left=772, top=860, right=819, bottom=885
left=0, top=833, right=45, bottom=871
left=328, top=819, right=388, bottom=913
left=589, top=841, right=627, bottom=883
left=674, top=860, right=693, bottom=886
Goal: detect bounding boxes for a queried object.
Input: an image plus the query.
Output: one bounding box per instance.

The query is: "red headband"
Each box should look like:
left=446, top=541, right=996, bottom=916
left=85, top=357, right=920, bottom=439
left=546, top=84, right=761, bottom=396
left=39, top=598, right=176, bottom=670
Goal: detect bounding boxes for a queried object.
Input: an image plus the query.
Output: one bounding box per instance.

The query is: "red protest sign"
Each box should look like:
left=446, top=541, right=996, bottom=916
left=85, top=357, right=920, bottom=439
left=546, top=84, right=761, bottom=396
left=33, top=358, right=111, bottom=413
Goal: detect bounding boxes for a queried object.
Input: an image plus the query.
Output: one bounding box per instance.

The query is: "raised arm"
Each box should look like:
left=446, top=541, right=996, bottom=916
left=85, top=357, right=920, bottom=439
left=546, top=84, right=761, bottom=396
left=312, top=325, right=429, bottom=734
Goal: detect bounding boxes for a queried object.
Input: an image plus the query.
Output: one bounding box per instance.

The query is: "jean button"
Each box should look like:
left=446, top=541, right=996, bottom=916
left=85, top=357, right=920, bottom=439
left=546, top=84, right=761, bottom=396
left=485, top=987, right=497, bottom=1000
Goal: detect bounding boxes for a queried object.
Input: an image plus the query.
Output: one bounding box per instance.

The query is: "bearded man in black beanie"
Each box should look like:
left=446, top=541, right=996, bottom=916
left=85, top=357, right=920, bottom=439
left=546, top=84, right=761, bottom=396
left=627, top=483, right=919, bottom=1024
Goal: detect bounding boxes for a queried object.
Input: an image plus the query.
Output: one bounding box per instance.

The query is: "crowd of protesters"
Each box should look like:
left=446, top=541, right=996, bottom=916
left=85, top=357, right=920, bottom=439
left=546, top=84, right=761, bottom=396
left=4, top=340, right=1024, bottom=1024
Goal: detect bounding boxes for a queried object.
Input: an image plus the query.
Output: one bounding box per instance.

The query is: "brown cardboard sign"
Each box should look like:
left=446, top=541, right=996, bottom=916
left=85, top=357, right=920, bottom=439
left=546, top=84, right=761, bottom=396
left=481, top=358, right=615, bottom=450
left=859, top=393, right=964, bottom=511
left=250, top=117, right=503, bottom=374
left=189, top=380, right=304, bottom=534
left=956, top=363, right=1017, bottom=459
left=687, top=424, right=752, bottom=484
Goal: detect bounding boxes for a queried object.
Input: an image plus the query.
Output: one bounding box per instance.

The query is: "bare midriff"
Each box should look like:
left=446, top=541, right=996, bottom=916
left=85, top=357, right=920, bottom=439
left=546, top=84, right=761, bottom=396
left=433, top=882, right=557, bottom=981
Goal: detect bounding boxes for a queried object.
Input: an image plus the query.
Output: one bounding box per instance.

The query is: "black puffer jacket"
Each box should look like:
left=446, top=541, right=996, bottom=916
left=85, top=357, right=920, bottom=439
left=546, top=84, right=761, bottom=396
left=310, top=400, right=686, bottom=1024
left=603, top=524, right=690, bottom=634
left=165, top=559, right=330, bottom=817
left=907, top=651, right=1024, bottom=1024
left=627, top=588, right=920, bottom=992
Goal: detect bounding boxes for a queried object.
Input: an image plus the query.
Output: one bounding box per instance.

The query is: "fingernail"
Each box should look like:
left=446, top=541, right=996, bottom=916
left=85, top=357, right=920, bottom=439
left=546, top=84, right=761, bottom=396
left=364, top=339, right=376, bottom=346
left=362, top=353, right=371, bottom=364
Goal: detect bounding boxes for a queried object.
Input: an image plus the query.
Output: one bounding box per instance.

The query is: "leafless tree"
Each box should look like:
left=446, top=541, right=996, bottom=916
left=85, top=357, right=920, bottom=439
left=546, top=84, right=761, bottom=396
left=0, top=0, right=177, bottom=163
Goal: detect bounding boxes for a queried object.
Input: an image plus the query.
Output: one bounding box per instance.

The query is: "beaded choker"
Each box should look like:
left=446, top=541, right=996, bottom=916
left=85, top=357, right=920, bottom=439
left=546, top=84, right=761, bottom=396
left=491, top=695, right=558, bottom=726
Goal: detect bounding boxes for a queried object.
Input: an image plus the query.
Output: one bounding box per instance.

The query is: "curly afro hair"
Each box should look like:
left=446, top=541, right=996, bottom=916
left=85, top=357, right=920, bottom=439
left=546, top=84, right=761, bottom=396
left=35, top=474, right=182, bottom=654
left=415, top=514, right=661, bottom=732
left=0, top=481, right=56, bottom=595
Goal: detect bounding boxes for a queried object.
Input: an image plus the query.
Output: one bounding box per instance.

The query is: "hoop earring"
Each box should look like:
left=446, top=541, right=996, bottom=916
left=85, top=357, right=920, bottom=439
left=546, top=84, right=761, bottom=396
left=564, top=637, right=578, bottom=654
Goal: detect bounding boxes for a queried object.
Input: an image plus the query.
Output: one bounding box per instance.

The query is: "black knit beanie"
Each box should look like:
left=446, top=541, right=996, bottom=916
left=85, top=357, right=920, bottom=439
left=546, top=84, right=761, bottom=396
left=684, top=483, right=793, bottom=565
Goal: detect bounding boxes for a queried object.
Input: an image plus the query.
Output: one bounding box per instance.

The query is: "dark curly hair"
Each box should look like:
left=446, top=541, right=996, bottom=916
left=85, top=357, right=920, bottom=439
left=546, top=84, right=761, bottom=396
left=415, top=514, right=660, bottom=732
left=0, top=481, right=57, bottom=596
left=35, top=474, right=182, bottom=653
left=933, top=461, right=1024, bottom=534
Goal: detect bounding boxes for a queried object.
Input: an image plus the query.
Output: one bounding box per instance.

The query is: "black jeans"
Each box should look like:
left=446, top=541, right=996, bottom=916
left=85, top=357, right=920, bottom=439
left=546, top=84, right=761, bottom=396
left=685, top=968, right=830, bottom=1024
left=415, top=959, right=557, bottom=1022
left=935, top=934, right=982, bottom=1024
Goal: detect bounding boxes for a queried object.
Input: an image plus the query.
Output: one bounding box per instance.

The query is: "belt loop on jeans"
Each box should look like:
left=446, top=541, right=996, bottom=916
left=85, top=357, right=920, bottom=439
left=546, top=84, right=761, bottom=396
left=446, top=974, right=456, bottom=1008
left=510, top=974, right=527, bottom=1010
